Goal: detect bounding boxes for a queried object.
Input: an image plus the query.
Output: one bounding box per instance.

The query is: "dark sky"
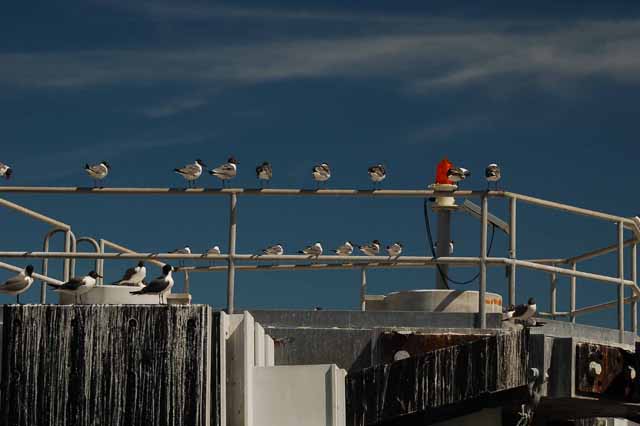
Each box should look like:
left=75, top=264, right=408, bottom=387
left=1, top=1, right=640, bottom=329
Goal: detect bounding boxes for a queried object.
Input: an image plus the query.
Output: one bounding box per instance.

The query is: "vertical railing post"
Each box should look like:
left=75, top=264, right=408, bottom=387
left=550, top=268, right=557, bottom=319
left=570, top=262, right=577, bottom=324
left=227, top=193, right=238, bottom=314
left=63, top=230, right=71, bottom=282
left=632, top=243, right=638, bottom=335
left=98, top=239, right=105, bottom=286
left=479, top=193, right=488, bottom=329
left=184, top=270, right=190, bottom=294
left=508, top=197, right=517, bottom=307
left=360, top=268, right=367, bottom=312
left=618, top=221, right=625, bottom=343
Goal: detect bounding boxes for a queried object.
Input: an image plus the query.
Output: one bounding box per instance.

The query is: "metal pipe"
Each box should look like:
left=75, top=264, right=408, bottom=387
left=0, top=197, right=70, bottom=230
left=184, top=270, right=190, bottom=294
left=227, top=193, right=237, bottom=314
left=0, top=261, right=63, bottom=286
left=507, top=259, right=637, bottom=288
left=41, top=228, right=77, bottom=303
left=633, top=244, right=638, bottom=334
left=360, top=268, right=367, bottom=311
left=98, top=239, right=105, bottom=285
left=550, top=269, right=557, bottom=319
left=509, top=197, right=516, bottom=306
left=76, top=237, right=101, bottom=284
left=618, top=222, right=625, bottom=343
left=63, top=230, right=72, bottom=282
left=572, top=295, right=638, bottom=316
left=564, top=238, right=638, bottom=265
left=479, top=194, right=488, bottom=329
left=178, top=261, right=481, bottom=272
left=538, top=311, right=570, bottom=318
left=570, top=263, right=577, bottom=324
left=101, top=239, right=166, bottom=268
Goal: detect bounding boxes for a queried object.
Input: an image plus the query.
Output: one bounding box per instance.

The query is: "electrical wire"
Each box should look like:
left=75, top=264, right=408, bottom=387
left=423, top=198, right=496, bottom=287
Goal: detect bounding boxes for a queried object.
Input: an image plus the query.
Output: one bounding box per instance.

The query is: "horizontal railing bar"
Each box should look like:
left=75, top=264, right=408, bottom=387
left=507, top=259, right=637, bottom=288
left=572, top=296, right=638, bottom=316
left=538, top=311, right=570, bottom=318
left=0, top=198, right=70, bottom=230
left=504, top=192, right=634, bottom=226
left=564, top=238, right=638, bottom=264
left=0, top=261, right=63, bottom=285
left=176, top=262, right=482, bottom=272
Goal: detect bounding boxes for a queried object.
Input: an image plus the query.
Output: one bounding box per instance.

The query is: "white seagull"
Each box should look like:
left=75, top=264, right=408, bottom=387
left=386, top=242, right=403, bottom=257
left=447, top=167, right=470, bottom=183
left=111, top=261, right=146, bottom=287
left=47, top=270, right=101, bottom=303
left=209, top=156, right=238, bottom=187
left=262, top=244, right=284, bottom=256
left=359, top=240, right=381, bottom=256
left=485, top=163, right=501, bottom=189
left=85, top=161, right=111, bottom=187
left=205, top=245, right=221, bottom=265
left=312, top=163, right=331, bottom=188
left=0, top=265, right=35, bottom=304
left=0, top=162, right=13, bottom=180
left=175, top=159, right=206, bottom=188
left=334, top=241, right=355, bottom=256
left=502, top=304, right=516, bottom=321
left=435, top=240, right=455, bottom=255
left=170, top=246, right=191, bottom=267
left=299, top=242, right=323, bottom=257
left=256, top=162, right=273, bottom=187
left=368, top=164, right=386, bottom=187
left=510, top=298, right=537, bottom=323
left=130, top=264, right=174, bottom=304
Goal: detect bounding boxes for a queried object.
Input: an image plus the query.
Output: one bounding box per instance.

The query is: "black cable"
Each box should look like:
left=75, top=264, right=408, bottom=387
left=423, top=198, right=496, bottom=287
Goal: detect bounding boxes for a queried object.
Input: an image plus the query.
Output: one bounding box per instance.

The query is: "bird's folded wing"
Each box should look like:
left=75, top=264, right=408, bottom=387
left=177, top=164, right=200, bottom=174
left=0, top=276, right=27, bottom=291
left=59, top=279, right=83, bottom=290
left=213, top=164, right=235, bottom=174
left=88, top=165, right=104, bottom=174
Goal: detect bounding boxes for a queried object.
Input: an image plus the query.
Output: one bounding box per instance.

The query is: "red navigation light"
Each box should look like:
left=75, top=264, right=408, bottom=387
left=435, top=158, right=453, bottom=184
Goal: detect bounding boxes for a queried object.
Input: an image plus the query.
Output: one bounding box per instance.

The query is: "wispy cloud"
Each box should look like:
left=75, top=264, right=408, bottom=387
left=141, top=95, right=208, bottom=118
left=2, top=19, right=640, bottom=95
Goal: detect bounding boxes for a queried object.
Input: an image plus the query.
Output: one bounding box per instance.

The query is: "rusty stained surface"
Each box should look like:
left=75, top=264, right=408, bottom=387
left=575, top=342, right=640, bottom=401
left=376, top=331, right=491, bottom=365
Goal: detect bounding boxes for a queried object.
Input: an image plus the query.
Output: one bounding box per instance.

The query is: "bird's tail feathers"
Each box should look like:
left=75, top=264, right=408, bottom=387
left=46, top=282, right=61, bottom=288
left=84, top=164, right=90, bottom=170
left=297, top=250, right=305, bottom=254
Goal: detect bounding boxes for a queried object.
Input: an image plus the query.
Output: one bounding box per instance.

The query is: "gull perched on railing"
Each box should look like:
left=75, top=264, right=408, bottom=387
left=334, top=241, right=354, bottom=256
left=485, top=163, right=501, bottom=189
left=175, top=159, right=206, bottom=188
left=359, top=240, right=381, bottom=256
left=209, top=156, right=238, bottom=187
left=0, top=161, right=13, bottom=180
left=299, top=242, right=323, bottom=257
left=262, top=244, right=284, bottom=256
left=386, top=242, right=403, bottom=257
left=368, top=164, right=386, bottom=188
left=256, top=161, right=273, bottom=187
left=170, top=246, right=191, bottom=267
left=312, top=163, right=331, bottom=188
left=85, top=161, right=110, bottom=188
left=0, top=265, right=35, bottom=304
left=447, top=166, right=470, bottom=184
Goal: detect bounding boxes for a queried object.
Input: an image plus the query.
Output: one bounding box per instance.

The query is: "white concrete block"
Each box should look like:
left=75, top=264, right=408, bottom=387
left=254, top=323, right=265, bottom=367
left=264, top=335, right=275, bottom=367
left=58, top=285, right=163, bottom=304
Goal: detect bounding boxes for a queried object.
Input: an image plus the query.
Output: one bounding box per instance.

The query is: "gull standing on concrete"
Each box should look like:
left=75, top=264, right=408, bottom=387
left=386, top=242, right=403, bottom=257
left=485, top=163, right=501, bottom=190
left=502, top=305, right=516, bottom=321
left=368, top=164, right=386, bottom=188
left=209, top=156, right=238, bottom=187
left=47, top=270, right=101, bottom=303
left=175, top=159, right=206, bottom=188
left=511, top=298, right=537, bottom=323
left=359, top=240, right=381, bottom=256
left=256, top=162, right=272, bottom=187
left=0, top=265, right=35, bottom=304
left=0, top=162, right=13, bottom=180
left=262, top=244, right=284, bottom=256
left=447, top=167, right=470, bottom=184
left=299, top=242, right=323, bottom=257
left=85, top=161, right=110, bottom=188
left=312, top=163, right=331, bottom=188
left=111, top=261, right=146, bottom=287
left=334, top=241, right=354, bottom=256
left=130, top=264, right=174, bottom=304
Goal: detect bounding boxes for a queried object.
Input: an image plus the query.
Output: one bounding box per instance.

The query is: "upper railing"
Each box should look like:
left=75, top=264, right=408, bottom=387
left=0, top=186, right=638, bottom=342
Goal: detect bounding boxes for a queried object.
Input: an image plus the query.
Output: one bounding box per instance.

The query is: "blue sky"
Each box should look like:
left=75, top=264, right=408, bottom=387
left=1, top=1, right=640, bottom=329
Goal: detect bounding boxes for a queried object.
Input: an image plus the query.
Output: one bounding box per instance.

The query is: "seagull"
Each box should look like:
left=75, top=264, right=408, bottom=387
left=175, top=159, right=206, bottom=188
left=368, top=164, right=386, bottom=187
left=262, top=244, right=284, bottom=256
left=47, top=270, right=101, bottom=303
left=511, top=298, right=537, bottom=323
left=170, top=246, right=191, bottom=267
left=386, top=242, right=403, bottom=257
left=447, top=167, right=470, bottom=184
left=0, top=265, right=35, bottom=304
left=312, top=163, right=331, bottom=188
left=130, top=264, right=174, bottom=304
left=334, top=241, right=354, bottom=256
left=111, top=261, right=146, bottom=287
left=0, top=162, right=13, bottom=180
left=205, top=245, right=221, bottom=266
left=435, top=240, right=455, bottom=255
left=256, top=162, right=273, bottom=187
left=85, top=161, right=110, bottom=188
left=502, top=305, right=516, bottom=321
left=299, top=242, right=323, bottom=257
left=359, top=240, right=381, bottom=256
left=209, top=156, right=238, bottom=187
left=485, top=163, right=501, bottom=189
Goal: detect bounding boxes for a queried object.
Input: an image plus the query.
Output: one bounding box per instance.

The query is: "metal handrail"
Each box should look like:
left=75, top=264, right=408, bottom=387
left=76, top=237, right=101, bottom=284
left=41, top=228, right=76, bottom=303
left=0, top=197, right=70, bottom=230
left=0, top=261, right=63, bottom=286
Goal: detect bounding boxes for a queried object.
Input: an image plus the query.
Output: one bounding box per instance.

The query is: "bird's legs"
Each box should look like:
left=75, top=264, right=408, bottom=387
left=16, top=294, right=20, bottom=304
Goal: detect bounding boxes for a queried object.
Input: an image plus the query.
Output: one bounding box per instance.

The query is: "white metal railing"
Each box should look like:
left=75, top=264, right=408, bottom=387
left=0, top=186, right=638, bottom=341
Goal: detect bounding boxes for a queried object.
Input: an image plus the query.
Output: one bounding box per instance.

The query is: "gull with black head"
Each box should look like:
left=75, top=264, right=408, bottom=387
left=0, top=265, right=35, bottom=304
